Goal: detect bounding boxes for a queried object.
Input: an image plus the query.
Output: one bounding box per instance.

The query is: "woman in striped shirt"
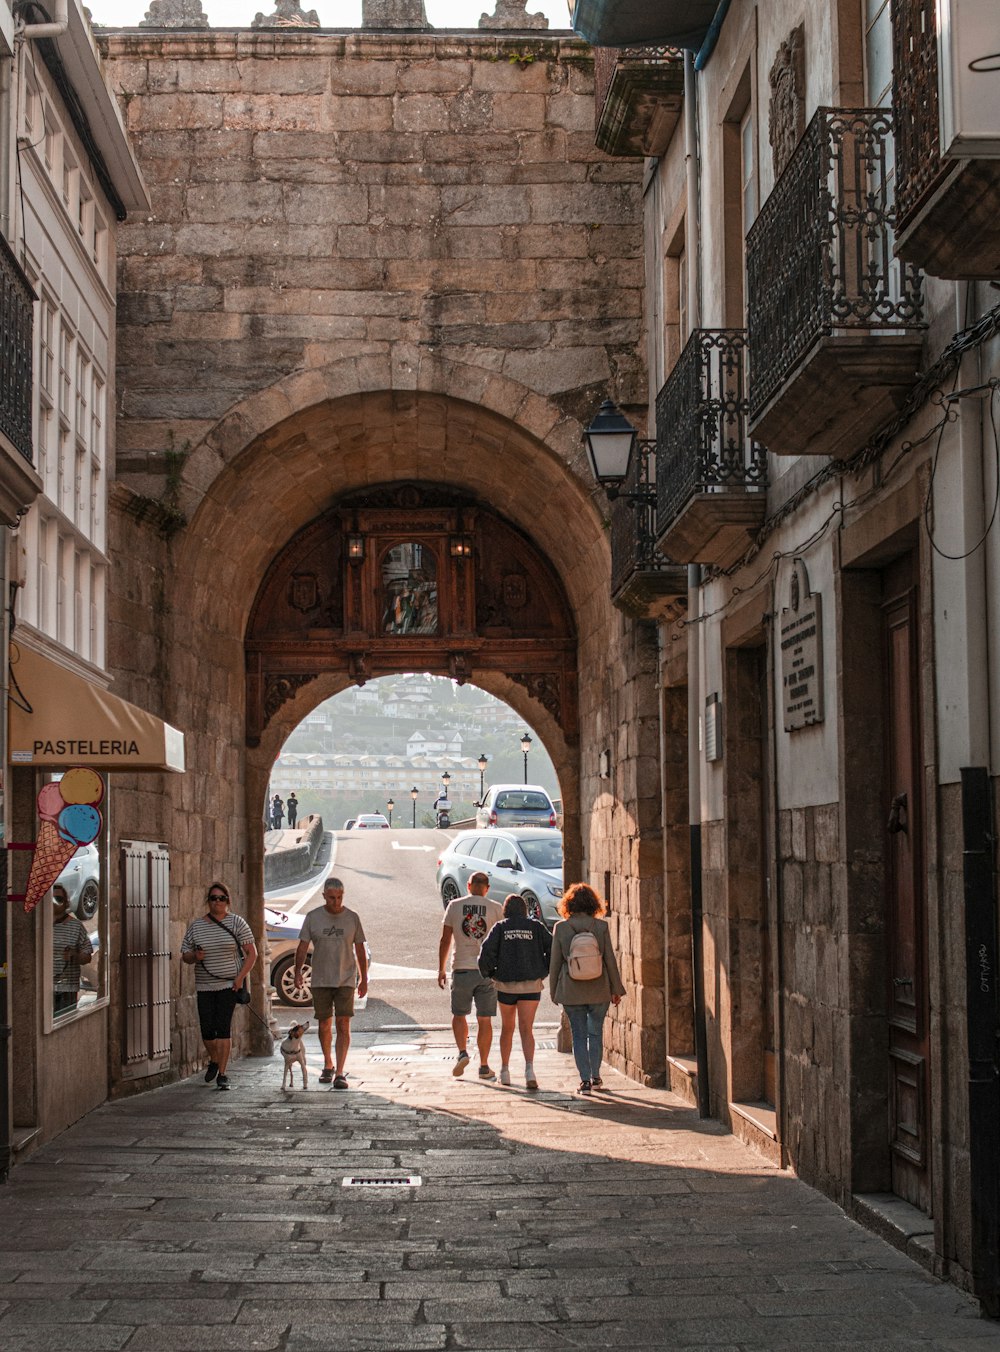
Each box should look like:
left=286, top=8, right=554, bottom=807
left=181, top=883, right=257, bottom=1091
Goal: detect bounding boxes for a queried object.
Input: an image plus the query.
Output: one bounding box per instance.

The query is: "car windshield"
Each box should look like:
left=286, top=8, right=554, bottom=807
left=519, top=837, right=563, bottom=869
left=495, top=792, right=550, bottom=810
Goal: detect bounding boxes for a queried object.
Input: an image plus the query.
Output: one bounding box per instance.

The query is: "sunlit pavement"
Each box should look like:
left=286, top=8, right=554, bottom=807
left=1, top=1037, right=998, bottom=1351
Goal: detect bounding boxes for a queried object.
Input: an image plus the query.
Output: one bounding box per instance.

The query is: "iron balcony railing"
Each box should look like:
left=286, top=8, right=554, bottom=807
left=609, top=437, right=670, bottom=596
left=892, top=0, right=947, bottom=229
left=746, top=107, right=924, bottom=423
left=656, top=329, right=767, bottom=534
left=0, top=233, right=34, bottom=464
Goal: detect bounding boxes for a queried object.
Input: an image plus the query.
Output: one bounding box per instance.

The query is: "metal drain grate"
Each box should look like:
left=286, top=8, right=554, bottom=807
left=370, top=1055, right=409, bottom=1063
left=343, top=1175, right=422, bottom=1188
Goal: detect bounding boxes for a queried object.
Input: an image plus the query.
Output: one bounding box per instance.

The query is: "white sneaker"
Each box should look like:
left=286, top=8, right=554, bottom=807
left=499, top=1066, right=511, bottom=1086
left=525, top=1069, right=539, bottom=1091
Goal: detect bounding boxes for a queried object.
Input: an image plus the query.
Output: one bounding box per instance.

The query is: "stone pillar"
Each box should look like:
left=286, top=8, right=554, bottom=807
left=362, top=0, right=431, bottom=28
left=140, top=0, right=209, bottom=26
left=479, top=0, right=549, bottom=28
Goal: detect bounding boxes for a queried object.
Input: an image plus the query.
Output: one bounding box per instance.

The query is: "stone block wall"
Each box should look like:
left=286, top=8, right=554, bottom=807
left=778, top=801, right=848, bottom=1198
left=590, top=618, right=666, bottom=1085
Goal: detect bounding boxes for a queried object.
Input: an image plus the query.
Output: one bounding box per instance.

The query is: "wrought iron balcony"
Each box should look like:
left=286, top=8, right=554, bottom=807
left=593, top=46, right=684, bottom=158
left=0, top=233, right=34, bottom=466
left=746, top=107, right=925, bottom=458
left=609, top=439, right=687, bottom=621
left=655, top=330, right=767, bottom=569
left=892, top=0, right=1000, bottom=278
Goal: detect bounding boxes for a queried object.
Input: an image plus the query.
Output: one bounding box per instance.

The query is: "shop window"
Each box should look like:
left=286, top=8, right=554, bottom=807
left=41, top=771, right=108, bottom=1028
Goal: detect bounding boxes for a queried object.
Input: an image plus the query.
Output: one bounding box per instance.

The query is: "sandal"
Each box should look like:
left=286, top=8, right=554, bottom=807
left=333, top=1075, right=349, bottom=1089
left=319, top=1068, right=334, bottom=1084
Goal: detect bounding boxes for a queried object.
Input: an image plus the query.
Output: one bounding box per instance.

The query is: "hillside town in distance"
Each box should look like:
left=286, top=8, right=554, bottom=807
left=267, top=675, right=560, bottom=826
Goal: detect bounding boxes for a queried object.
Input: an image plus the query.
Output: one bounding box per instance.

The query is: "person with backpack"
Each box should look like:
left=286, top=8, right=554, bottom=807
left=478, top=893, right=551, bottom=1090
left=549, top=883, right=625, bottom=1095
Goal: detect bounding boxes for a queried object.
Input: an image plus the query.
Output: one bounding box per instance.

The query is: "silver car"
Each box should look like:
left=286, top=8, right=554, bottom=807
left=55, top=842, right=101, bottom=920
left=435, top=828, right=564, bottom=927
left=475, top=784, right=558, bottom=830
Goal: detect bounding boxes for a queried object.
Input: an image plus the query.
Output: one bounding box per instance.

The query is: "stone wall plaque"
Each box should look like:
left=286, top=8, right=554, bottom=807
left=769, top=24, right=806, bottom=180
left=781, top=558, right=824, bottom=731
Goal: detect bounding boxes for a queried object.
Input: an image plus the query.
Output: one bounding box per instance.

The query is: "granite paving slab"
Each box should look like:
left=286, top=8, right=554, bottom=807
left=0, top=1039, right=998, bottom=1351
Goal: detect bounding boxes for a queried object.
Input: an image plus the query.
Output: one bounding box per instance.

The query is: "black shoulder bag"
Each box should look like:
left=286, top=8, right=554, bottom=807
left=200, top=915, right=252, bottom=1004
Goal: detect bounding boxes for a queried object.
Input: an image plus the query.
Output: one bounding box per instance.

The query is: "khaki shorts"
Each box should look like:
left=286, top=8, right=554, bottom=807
left=451, top=969, right=497, bottom=1018
left=313, top=985, right=356, bottom=1020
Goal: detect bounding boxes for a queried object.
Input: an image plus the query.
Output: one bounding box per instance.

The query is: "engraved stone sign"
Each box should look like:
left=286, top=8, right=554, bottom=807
left=781, top=558, right=824, bottom=731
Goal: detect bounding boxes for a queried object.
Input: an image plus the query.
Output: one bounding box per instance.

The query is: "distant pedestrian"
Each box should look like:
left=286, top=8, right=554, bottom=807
left=549, top=883, right=624, bottom=1095
left=294, top=876, right=368, bottom=1088
left=271, top=795, right=284, bottom=829
left=286, top=793, right=298, bottom=828
left=478, top=893, right=551, bottom=1090
left=438, top=872, right=503, bottom=1080
left=181, top=883, right=257, bottom=1092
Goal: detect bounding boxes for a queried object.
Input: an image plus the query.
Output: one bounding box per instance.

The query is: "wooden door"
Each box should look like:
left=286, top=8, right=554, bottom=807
left=882, top=556, right=930, bottom=1211
left=121, top=841, right=171, bottom=1080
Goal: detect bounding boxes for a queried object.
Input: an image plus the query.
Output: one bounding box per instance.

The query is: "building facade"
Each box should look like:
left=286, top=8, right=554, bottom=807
left=584, top=0, right=1000, bottom=1310
left=0, top=0, right=183, bottom=1174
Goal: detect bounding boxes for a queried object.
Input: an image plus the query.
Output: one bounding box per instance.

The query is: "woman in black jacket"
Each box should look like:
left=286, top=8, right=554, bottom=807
left=479, top=893, right=552, bottom=1089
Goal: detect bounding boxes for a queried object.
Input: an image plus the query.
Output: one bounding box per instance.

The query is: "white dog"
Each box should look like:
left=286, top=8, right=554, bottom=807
left=280, top=1021, right=310, bottom=1089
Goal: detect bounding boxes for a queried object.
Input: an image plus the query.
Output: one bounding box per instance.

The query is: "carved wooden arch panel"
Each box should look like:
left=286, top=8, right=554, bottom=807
left=245, top=483, right=578, bottom=747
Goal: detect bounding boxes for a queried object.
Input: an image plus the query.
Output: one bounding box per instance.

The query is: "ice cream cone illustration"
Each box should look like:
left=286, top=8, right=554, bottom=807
left=24, top=820, right=83, bottom=914
left=24, top=769, right=104, bottom=914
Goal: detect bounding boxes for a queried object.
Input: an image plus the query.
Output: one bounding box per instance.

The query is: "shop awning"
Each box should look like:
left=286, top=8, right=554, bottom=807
left=571, top=0, right=721, bottom=49
left=9, top=644, right=185, bottom=772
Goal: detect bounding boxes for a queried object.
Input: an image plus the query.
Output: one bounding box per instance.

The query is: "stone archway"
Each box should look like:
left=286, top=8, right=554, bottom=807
left=114, top=380, right=665, bottom=1085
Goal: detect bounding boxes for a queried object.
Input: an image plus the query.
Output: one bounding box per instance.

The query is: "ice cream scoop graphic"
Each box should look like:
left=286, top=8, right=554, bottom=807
left=24, top=770, right=104, bottom=914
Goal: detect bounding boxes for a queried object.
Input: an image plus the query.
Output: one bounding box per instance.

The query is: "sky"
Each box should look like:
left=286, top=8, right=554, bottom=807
left=89, top=0, right=572, bottom=31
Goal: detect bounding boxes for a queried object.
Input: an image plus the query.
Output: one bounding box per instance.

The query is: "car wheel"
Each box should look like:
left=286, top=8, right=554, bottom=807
left=272, top=953, right=312, bottom=1007
left=77, top=881, right=99, bottom=921
left=441, top=878, right=460, bottom=906
left=522, top=891, right=542, bottom=923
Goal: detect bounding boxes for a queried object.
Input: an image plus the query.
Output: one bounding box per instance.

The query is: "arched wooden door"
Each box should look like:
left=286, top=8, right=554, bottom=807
left=245, top=483, right=578, bottom=749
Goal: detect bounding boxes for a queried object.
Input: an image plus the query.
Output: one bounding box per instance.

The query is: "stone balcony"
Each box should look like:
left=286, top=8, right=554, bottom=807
left=891, top=0, right=1000, bottom=279
left=655, top=330, right=767, bottom=570
left=593, top=46, right=684, bottom=158
left=746, top=108, right=926, bottom=458
left=609, top=439, right=687, bottom=621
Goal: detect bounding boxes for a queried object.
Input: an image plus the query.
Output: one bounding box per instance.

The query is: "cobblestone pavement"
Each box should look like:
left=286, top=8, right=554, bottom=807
left=2, top=1035, right=1000, bottom=1351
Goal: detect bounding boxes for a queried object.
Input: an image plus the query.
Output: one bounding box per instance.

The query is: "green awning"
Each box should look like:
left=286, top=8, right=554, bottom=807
left=571, top=0, right=721, bottom=49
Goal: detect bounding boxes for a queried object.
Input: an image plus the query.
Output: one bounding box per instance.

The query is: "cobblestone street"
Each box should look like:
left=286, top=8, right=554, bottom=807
left=1, top=1037, right=999, bottom=1351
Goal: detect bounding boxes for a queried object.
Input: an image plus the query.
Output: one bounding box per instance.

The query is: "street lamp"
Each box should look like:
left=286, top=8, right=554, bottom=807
left=520, top=732, right=532, bottom=785
left=386, top=797, right=394, bottom=827
left=441, top=770, right=451, bottom=795
left=582, top=397, right=638, bottom=499
left=410, top=785, right=419, bottom=829
left=477, top=753, right=488, bottom=803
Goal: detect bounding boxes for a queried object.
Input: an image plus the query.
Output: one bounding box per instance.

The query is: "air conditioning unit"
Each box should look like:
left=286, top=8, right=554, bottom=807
left=938, top=0, right=1000, bottom=157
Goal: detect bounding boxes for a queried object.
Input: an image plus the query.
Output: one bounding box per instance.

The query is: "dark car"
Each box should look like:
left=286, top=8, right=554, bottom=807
left=435, top=828, right=564, bottom=926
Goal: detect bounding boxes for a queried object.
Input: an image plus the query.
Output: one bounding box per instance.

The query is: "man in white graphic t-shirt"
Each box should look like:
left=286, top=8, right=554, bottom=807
left=438, top=871, right=503, bottom=1080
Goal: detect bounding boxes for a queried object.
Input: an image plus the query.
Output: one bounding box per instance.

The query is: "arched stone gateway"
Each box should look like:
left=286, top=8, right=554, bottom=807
left=244, top=480, right=578, bottom=753
left=113, top=380, right=665, bottom=1088
left=101, top=28, right=666, bottom=1089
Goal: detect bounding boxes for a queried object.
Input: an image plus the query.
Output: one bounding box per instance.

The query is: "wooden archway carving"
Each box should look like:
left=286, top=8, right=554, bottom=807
left=245, top=483, right=578, bottom=747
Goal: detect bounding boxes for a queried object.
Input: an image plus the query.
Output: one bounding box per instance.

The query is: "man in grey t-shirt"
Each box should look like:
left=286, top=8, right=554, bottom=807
left=295, top=876, right=368, bottom=1088
left=438, top=872, right=503, bottom=1080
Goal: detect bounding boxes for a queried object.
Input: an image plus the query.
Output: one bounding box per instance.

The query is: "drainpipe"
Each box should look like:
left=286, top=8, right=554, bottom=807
left=953, top=283, right=1000, bottom=1315
left=682, top=53, right=709, bottom=1117
left=18, top=0, right=69, bottom=41
left=683, top=51, right=701, bottom=333
left=688, top=564, right=710, bottom=1117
